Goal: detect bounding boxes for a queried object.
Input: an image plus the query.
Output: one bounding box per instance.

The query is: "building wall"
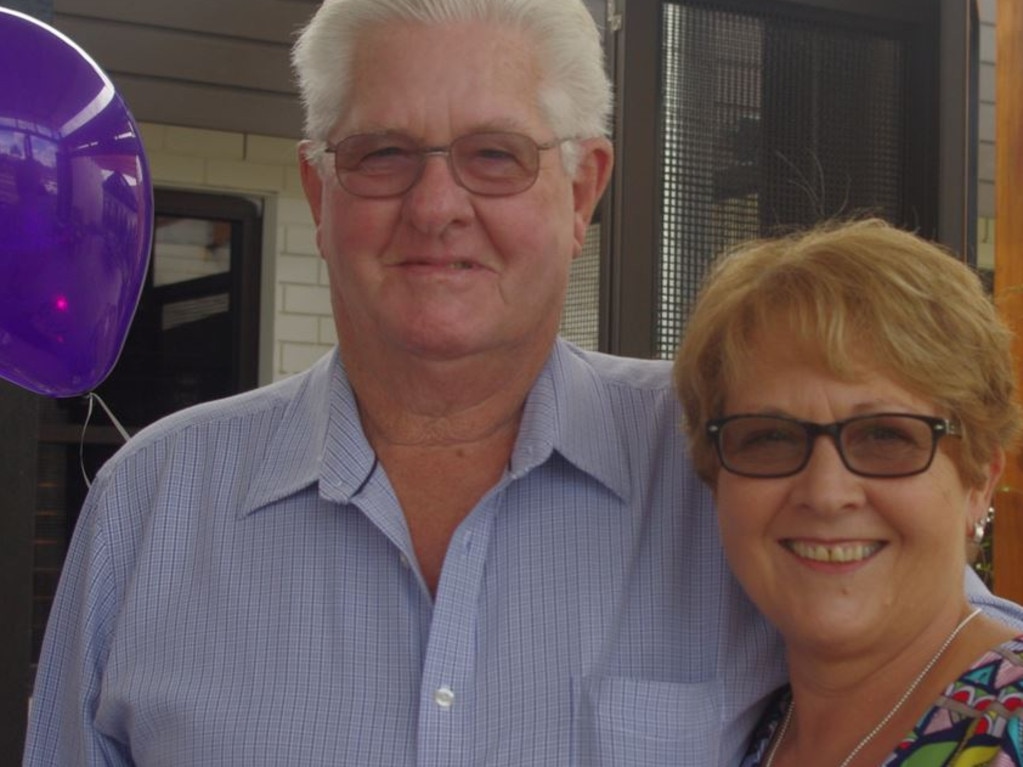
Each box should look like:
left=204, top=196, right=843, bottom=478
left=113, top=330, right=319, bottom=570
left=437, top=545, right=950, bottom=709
left=138, top=122, right=333, bottom=382
left=51, top=0, right=309, bottom=140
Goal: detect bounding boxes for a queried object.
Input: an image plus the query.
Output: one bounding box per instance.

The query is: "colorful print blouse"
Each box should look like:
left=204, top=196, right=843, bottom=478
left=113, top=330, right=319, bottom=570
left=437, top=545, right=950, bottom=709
left=742, top=637, right=1023, bottom=766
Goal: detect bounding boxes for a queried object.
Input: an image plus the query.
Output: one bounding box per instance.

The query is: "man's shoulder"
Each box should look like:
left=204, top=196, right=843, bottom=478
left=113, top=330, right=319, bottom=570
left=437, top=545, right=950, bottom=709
left=549, top=342, right=684, bottom=454
left=100, top=352, right=333, bottom=477
left=557, top=341, right=674, bottom=393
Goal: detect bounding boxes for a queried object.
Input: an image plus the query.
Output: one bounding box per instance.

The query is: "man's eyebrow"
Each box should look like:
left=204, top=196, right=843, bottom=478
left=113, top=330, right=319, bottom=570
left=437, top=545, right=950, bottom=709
left=336, top=126, right=408, bottom=137
left=339, top=118, right=536, bottom=140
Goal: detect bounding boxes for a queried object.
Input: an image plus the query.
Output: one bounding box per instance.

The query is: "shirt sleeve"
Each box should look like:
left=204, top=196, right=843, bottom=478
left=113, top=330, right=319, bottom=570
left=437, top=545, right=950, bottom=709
left=24, top=474, right=134, bottom=766
left=965, top=566, right=1023, bottom=630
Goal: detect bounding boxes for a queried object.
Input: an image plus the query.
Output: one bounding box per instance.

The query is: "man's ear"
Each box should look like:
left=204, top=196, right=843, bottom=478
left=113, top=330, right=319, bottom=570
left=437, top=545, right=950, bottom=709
left=298, top=140, right=326, bottom=227
left=570, top=137, right=614, bottom=258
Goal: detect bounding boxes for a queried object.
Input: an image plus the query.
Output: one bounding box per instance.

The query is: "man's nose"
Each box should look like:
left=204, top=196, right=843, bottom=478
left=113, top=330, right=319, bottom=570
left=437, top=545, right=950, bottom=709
left=401, top=153, right=474, bottom=234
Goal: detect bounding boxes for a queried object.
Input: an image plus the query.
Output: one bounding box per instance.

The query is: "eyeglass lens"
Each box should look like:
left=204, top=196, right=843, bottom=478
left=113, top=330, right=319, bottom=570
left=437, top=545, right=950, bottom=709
left=332, top=132, right=545, bottom=197
left=712, top=414, right=945, bottom=478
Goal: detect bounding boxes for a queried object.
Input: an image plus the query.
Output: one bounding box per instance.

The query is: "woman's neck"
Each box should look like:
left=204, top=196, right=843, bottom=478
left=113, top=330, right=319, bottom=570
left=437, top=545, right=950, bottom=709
left=776, top=609, right=1016, bottom=767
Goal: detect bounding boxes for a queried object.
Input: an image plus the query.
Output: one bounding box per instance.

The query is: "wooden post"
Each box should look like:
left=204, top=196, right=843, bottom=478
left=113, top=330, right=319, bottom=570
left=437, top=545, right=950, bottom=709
left=0, top=382, right=37, bottom=758
left=1, top=1, right=55, bottom=756
left=992, top=0, right=1023, bottom=603
left=2, top=6, right=54, bottom=762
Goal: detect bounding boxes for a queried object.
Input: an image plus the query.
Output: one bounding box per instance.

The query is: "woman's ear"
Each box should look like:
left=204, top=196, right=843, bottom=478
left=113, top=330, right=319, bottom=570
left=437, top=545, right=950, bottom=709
left=969, top=447, right=1006, bottom=532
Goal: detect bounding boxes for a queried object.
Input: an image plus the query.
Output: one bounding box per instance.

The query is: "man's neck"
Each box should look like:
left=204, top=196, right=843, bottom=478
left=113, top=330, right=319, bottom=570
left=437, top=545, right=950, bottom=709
left=338, top=338, right=557, bottom=595
left=341, top=338, right=554, bottom=450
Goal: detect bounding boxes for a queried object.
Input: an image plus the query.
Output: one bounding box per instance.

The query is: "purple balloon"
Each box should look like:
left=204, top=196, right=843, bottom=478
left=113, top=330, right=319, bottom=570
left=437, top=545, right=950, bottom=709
left=0, top=8, right=152, bottom=397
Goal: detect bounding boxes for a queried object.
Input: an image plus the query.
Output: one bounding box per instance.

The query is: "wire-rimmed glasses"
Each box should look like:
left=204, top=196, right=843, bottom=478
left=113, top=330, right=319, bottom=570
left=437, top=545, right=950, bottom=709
left=323, top=131, right=567, bottom=198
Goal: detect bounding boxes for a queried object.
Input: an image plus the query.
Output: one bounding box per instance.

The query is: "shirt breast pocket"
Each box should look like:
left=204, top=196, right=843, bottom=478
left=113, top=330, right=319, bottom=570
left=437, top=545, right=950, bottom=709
left=571, top=676, right=722, bottom=766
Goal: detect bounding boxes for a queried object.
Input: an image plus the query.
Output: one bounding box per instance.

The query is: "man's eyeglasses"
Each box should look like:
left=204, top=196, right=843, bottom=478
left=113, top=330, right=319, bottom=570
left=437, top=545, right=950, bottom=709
left=323, top=131, right=567, bottom=198
left=705, top=412, right=961, bottom=479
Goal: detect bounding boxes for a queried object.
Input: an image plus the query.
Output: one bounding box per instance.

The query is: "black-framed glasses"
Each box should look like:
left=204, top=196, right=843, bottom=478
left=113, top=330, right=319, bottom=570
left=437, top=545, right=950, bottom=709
left=323, top=131, right=566, bottom=198
left=705, top=412, right=962, bottom=479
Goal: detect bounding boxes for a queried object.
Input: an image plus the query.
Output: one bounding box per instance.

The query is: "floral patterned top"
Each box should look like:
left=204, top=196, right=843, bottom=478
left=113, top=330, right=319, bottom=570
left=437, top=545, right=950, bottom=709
left=741, top=637, right=1023, bottom=766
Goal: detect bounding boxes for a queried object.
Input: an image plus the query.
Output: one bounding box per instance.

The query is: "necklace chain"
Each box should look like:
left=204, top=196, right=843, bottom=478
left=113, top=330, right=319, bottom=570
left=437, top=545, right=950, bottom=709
left=762, top=607, right=982, bottom=767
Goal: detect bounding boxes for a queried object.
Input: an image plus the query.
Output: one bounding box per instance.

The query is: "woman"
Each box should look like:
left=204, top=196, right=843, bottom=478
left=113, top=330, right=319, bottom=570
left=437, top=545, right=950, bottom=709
left=674, top=219, right=1023, bottom=765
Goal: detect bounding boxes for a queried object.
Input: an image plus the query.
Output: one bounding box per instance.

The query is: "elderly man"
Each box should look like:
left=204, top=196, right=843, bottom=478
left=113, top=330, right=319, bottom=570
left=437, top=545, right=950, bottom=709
left=24, top=0, right=1023, bottom=765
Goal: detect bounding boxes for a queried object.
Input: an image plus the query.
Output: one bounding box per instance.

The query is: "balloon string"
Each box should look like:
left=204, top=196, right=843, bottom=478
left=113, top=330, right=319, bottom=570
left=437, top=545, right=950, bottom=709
left=78, top=392, right=131, bottom=488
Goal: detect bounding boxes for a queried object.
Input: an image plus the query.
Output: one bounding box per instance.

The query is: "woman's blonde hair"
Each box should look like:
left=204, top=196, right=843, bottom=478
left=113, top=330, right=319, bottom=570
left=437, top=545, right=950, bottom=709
left=674, top=218, right=1022, bottom=488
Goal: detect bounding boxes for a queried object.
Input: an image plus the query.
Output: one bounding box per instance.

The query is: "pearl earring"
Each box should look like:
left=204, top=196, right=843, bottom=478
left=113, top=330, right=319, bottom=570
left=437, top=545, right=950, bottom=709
left=972, top=506, right=994, bottom=545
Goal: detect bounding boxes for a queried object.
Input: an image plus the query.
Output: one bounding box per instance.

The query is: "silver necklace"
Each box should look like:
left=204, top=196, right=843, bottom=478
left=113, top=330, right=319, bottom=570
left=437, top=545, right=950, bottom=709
left=762, top=607, right=982, bottom=767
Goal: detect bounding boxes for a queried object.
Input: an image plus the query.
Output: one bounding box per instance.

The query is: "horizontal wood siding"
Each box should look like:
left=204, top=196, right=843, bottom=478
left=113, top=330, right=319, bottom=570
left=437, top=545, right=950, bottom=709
left=54, top=15, right=296, bottom=92
left=52, top=0, right=316, bottom=138
left=53, top=0, right=315, bottom=43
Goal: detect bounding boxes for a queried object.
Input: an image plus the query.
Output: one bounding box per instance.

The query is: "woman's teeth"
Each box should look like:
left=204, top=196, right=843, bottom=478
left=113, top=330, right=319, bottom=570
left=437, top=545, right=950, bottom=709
left=785, top=540, right=882, bottom=563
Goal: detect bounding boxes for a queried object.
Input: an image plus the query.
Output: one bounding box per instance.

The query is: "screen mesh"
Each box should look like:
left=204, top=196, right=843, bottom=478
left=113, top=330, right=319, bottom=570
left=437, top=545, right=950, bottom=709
left=560, top=221, right=602, bottom=349
left=657, top=1, right=907, bottom=358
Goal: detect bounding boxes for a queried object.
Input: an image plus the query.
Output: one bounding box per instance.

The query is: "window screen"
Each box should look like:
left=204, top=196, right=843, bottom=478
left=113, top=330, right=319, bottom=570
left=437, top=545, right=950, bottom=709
left=560, top=221, right=602, bottom=350
left=657, top=1, right=907, bottom=358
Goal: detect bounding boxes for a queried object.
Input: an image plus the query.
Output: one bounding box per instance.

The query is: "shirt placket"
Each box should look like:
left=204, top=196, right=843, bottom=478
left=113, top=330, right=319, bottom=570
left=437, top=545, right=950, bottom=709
left=416, top=489, right=501, bottom=767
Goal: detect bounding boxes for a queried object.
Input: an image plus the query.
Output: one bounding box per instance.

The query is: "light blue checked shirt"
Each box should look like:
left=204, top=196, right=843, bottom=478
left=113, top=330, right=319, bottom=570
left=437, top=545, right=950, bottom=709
left=24, top=339, right=1021, bottom=766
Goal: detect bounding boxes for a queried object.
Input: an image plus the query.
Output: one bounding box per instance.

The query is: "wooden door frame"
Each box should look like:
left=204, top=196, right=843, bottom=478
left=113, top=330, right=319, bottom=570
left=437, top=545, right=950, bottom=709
left=992, top=0, right=1023, bottom=602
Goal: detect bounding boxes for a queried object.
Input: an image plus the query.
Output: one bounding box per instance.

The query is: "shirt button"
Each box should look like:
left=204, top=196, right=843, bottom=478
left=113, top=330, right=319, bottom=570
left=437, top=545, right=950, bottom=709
left=399, top=554, right=411, bottom=569
left=434, top=686, right=455, bottom=709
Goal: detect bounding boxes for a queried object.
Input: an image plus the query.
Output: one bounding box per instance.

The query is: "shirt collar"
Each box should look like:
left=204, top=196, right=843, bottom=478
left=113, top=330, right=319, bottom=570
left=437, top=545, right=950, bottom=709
left=509, top=338, right=632, bottom=502
left=241, top=339, right=633, bottom=515
left=238, top=349, right=341, bottom=517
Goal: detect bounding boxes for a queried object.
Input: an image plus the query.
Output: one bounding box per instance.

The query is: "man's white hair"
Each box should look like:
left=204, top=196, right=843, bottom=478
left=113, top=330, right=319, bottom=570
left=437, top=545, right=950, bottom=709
left=292, top=0, right=612, bottom=170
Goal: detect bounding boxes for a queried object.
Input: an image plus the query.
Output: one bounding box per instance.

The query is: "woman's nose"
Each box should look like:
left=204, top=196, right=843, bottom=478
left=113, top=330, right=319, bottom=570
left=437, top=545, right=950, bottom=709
left=788, top=435, right=866, bottom=513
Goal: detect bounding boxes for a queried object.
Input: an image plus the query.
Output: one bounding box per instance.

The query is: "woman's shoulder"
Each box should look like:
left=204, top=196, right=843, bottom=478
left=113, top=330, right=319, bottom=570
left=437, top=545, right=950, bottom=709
left=886, top=636, right=1023, bottom=766
left=744, top=643, right=1023, bottom=767
left=946, top=634, right=1023, bottom=705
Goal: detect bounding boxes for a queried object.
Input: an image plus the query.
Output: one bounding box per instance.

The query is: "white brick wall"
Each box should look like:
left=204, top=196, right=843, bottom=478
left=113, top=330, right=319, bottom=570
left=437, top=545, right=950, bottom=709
left=138, top=122, right=334, bottom=381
